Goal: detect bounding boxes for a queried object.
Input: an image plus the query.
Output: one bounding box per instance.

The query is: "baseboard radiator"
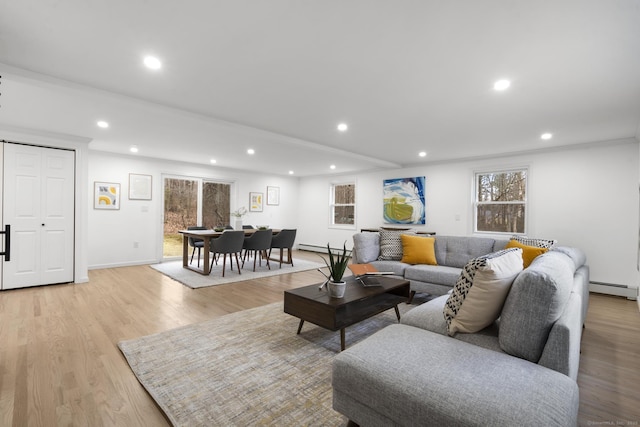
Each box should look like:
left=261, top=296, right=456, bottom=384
left=589, top=281, right=637, bottom=300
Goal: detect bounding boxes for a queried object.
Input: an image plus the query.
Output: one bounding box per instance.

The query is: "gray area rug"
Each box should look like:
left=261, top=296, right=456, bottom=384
left=118, top=301, right=414, bottom=426
left=150, top=258, right=325, bottom=289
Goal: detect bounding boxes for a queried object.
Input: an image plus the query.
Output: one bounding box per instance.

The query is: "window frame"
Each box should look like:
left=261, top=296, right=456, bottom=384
left=473, top=167, right=528, bottom=235
left=329, top=181, right=356, bottom=229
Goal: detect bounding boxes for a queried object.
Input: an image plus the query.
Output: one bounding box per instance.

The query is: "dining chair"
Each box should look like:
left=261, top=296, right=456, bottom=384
left=187, top=226, right=207, bottom=267
left=242, top=229, right=272, bottom=271
left=242, top=225, right=255, bottom=229
left=269, top=229, right=297, bottom=268
left=209, top=230, right=245, bottom=277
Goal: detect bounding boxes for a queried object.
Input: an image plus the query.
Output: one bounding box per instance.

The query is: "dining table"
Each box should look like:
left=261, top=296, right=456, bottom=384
left=178, top=228, right=281, bottom=275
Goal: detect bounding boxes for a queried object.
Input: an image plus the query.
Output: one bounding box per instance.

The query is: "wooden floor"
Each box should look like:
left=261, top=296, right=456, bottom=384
left=0, top=251, right=638, bottom=426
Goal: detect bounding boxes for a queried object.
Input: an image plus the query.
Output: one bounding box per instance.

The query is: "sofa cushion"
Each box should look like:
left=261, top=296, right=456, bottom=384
left=333, top=324, right=580, bottom=427
left=434, top=236, right=497, bottom=268
left=400, top=234, right=437, bottom=265
left=505, top=239, right=548, bottom=268
left=404, top=264, right=461, bottom=287
left=401, top=295, right=503, bottom=353
left=443, top=248, right=523, bottom=335
left=352, top=232, right=380, bottom=264
left=499, top=251, right=575, bottom=362
left=378, top=229, right=415, bottom=260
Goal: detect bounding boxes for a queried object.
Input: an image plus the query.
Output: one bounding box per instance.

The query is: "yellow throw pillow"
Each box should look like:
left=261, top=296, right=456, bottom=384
left=400, top=235, right=437, bottom=265
left=505, top=239, right=548, bottom=268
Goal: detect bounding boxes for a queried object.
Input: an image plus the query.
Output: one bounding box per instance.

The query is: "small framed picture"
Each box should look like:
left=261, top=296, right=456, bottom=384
left=129, top=173, right=152, bottom=200
left=94, top=182, right=120, bottom=210
left=250, top=192, right=263, bottom=212
left=267, top=186, right=280, bottom=205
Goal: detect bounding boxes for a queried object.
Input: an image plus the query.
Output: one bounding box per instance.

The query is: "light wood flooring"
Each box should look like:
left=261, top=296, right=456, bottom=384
left=0, top=251, right=638, bottom=426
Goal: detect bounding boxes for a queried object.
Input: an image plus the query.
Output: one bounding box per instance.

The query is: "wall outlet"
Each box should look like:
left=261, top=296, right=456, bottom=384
left=133, top=241, right=139, bottom=248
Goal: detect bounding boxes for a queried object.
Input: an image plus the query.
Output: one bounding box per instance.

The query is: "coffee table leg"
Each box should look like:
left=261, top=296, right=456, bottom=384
left=340, top=328, right=346, bottom=351
left=297, top=319, right=304, bottom=334
left=394, top=305, right=401, bottom=321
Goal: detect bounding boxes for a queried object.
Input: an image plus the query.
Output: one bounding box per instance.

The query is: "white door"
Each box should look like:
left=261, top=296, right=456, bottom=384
left=2, top=143, right=75, bottom=289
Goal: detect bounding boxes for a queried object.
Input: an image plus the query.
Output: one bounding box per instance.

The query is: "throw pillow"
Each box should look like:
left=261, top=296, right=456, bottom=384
left=443, top=248, right=523, bottom=336
left=378, top=229, right=416, bottom=261
left=505, top=239, right=548, bottom=268
left=400, top=235, right=437, bottom=265
left=510, top=235, right=557, bottom=249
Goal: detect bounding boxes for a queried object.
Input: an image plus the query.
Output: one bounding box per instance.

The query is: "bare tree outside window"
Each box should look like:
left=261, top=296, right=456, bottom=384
left=331, top=183, right=355, bottom=226
left=475, top=170, right=527, bottom=233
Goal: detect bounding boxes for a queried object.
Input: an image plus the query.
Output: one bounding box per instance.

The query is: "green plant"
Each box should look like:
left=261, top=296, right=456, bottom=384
left=322, top=242, right=351, bottom=282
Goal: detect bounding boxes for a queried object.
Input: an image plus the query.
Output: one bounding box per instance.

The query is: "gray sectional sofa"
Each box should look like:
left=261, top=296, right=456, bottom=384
left=333, top=232, right=590, bottom=426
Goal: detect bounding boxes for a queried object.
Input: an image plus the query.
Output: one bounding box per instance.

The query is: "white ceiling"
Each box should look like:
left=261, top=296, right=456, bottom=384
left=1, top=0, right=639, bottom=177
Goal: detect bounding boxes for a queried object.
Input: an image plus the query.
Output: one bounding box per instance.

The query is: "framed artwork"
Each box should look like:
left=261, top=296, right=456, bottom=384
left=129, top=173, right=152, bottom=200
left=382, top=176, right=425, bottom=224
left=250, top=192, right=264, bottom=212
left=94, top=182, right=120, bottom=210
left=267, top=186, right=280, bottom=205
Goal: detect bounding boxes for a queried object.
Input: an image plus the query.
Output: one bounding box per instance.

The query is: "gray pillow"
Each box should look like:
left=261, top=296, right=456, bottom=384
left=352, top=232, right=380, bottom=264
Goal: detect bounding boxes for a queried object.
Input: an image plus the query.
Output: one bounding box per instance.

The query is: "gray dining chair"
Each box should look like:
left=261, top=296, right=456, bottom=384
left=269, top=229, right=297, bottom=268
left=242, top=229, right=272, bottom=271
left=187, top=225, right=207, bottom=267
left=242, top=225, right=255, bottom=229
left=209, top=230, right=245, bottom=276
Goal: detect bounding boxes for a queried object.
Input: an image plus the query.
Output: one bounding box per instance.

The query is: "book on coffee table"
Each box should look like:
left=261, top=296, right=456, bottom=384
left=349, top=263, right=394, bottom=277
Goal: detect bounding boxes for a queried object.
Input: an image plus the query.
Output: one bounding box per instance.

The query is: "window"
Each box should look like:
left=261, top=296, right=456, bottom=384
left=474, top=169, right=527, bottom=234
left=162, top=176, right=231, bottom=258
left=330, top=183, right=355, bottom=227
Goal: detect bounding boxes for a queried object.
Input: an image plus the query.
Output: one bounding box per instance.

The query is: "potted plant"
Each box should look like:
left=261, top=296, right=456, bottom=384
left=231, top=206, right=247, bottom=230
left=321, top=242, right=351, bottom=298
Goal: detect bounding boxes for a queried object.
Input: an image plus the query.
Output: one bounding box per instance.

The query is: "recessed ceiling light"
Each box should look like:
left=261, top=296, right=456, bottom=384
left=330, top=164, right=336, bottom=170
left=337, top=123, right=348, bottom=132
left=143, top=56, right=162, bottom=70
left=493, top=79, right=511, bottom=91
left=419, top=151, right=427, bottom=157
left=210, top=159, right=217, bottom=164
left=130, top=146, right=139, bottom=153
left=247, top=148, right=255, bottom=155
left=97, top=120, right=109, bottom=128
left=288, top=170, right=294, bottom=175
left=541, top=133, right=553, bottom=140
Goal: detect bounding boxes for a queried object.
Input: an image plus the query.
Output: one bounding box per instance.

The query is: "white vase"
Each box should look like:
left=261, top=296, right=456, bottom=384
left=234, top=219, right=243, bottom=230
left=328, top=281, right=346, bottom=298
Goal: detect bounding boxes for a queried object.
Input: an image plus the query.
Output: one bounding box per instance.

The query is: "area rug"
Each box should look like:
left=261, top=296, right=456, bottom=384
left=118, top=301, right=414, bottom=426
left=150, top=258, right=325, bottom=289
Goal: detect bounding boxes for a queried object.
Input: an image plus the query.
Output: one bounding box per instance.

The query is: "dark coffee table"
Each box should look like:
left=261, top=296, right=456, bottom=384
left=283, top=276, right=410, bottom=351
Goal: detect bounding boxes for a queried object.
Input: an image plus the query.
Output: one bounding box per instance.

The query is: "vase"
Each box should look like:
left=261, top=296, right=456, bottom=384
left=328, top=281, right=346, bottom=298
left=234, top=219, right=243, bottom=230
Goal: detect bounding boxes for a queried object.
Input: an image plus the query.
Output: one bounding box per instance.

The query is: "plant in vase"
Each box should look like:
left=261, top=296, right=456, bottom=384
left=231, top=206, right=247, bottom=230
left=321, top=242, right=351, bottom=298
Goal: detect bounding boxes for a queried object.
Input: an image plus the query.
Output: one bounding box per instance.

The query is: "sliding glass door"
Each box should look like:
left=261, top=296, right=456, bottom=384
left=162, top=176, right=232, bottom=258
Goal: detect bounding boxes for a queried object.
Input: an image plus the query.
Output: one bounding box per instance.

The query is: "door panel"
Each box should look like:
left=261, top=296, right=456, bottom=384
left=2, top=143, right=75, bottom=289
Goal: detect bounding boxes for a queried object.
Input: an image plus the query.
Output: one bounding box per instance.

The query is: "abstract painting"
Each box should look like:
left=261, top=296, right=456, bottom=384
left=94, top=182, right=120, bottom=210
left=383, top=177, right=425, bottom=224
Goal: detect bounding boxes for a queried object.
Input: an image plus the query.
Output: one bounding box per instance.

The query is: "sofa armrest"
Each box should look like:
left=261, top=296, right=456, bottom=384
left=333, top=324, right=579, bottom=427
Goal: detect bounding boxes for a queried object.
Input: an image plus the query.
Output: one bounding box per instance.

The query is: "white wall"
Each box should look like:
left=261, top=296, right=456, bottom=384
left=298, top=139, right=640, bottom=293
left=88, top=151, right=299, bottom=268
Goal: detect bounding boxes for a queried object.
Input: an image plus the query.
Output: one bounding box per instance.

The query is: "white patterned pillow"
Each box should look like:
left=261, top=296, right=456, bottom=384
left=511, top=235, right=557, bottom=249
left=378, top=229, right=416, bottom=260
left=443, top=248, right=523, bottom=336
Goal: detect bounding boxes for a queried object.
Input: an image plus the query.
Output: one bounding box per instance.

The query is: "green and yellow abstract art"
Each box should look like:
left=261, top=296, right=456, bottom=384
left=383, top=177, right=425, bottom=224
